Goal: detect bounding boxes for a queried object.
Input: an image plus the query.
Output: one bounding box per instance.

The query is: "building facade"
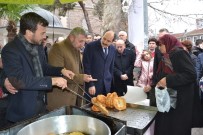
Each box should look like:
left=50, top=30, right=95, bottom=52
left=172, top=29, right=203, bottom=45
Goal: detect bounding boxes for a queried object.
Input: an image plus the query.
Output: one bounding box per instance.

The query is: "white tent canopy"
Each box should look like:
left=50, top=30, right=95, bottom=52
left=21, top=7, right=63, bottom=27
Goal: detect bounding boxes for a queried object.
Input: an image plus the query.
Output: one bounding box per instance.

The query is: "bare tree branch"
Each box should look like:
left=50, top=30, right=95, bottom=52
left=78, top=1, right=93, bottom=34
left=91, top=0, right=96, bottom=4
left=148, top=3, right=203, bottom=17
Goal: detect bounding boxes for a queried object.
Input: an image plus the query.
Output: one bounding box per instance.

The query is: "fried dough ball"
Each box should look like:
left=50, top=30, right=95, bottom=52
left=112, top=92, right=118, bottom=97
left=105, top=95, right=113, bottom=108
left=96, top=95, right=106, bottom=104
left=91, top=97, right=109, bottom=115
left=91, top=105, right=100, bottom=112
left=91, top=97, right=97, bottom=103
left=91, top=92, right=126, bottom=115
left=113, top=97, right=126, bottom=111
left=106, top=92, right=118, bottom=108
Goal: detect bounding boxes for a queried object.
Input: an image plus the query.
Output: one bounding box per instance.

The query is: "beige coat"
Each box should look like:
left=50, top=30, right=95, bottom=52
left=47, top=38, right=84, bottom=111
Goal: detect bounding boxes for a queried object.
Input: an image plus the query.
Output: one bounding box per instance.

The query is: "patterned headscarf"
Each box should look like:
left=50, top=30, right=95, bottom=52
left=157, top=34, right=183, bottom=74
left=159, top=34, right=183, bottom=53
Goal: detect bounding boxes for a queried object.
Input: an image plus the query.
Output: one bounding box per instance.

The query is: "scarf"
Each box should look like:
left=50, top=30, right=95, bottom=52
left=156, top=47, right=177, bottom=109
left=157, top=53, right=173, bottom=75
left=18, top=33, right=43, bottom=77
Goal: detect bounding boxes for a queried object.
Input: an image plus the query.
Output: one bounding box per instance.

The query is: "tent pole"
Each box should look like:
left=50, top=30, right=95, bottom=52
left=52, top=4, right=55, bottom=43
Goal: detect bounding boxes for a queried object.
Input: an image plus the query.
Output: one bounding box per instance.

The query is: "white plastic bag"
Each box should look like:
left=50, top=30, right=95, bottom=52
left=168, top=88, right=177, bottom=109
left=155, top=86, right=170, bottom=112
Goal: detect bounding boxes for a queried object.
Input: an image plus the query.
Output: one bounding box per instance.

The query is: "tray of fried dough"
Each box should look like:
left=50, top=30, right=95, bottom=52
left=91, top=92, right=126, bottom=116
left=81, top=92, right=157, bottom=132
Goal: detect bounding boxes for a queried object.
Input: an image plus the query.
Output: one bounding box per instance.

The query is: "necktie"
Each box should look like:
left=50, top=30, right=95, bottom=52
left=104, top=48, right=108, bottom=57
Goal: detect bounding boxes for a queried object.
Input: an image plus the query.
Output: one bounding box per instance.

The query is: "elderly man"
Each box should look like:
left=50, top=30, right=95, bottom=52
left=83, top=30, right=116, bottom=97
left=47, top=27, right=96, bottom=110
left=118, top=31, right=135, bottom=54
left=113, top=39, right=135, bottom=96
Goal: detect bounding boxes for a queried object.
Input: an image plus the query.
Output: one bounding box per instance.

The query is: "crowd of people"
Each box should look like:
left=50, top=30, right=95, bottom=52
left=0, top=12, right=203, bottom=135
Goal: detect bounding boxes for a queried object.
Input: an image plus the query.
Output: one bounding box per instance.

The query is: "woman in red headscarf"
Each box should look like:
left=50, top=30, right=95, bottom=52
left=154, top=34, right=198, bottom=135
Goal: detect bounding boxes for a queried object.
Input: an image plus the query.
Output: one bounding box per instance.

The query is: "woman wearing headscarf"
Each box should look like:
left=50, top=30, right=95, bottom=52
left=154, top=34, right=198, bottom=135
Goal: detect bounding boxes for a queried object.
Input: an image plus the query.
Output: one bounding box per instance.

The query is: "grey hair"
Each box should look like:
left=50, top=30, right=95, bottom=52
left=69, top=27, right=87, bottom=37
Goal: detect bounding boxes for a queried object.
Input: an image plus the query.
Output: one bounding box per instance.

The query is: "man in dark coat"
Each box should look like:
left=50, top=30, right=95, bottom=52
left=113, top=39, right=135, bottom=96
left=83, top=30, right=116, bottom=97
left=0, top=58, right=12, bottom=128
left=192, top=39, right=203, bottom=56
left=1, top=12, right=74, bottom=123
left=118, top=31, right=135, bottom=54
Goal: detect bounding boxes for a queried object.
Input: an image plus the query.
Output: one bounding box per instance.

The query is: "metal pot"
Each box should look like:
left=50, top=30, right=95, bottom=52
left=17, top=115, right=111, bottom=135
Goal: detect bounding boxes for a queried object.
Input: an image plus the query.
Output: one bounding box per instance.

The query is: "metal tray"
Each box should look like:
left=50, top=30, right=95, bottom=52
left=82, top=103, right=157, bottom=135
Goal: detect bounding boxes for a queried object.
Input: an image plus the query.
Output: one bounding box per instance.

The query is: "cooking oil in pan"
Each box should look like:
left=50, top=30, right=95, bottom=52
left=48, top=132, right=90, bottom=135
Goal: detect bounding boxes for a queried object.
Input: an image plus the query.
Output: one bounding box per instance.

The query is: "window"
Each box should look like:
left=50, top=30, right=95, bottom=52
left=186, top=37, right=191, bottom=41
left=193, top=36, right=198, bottom=42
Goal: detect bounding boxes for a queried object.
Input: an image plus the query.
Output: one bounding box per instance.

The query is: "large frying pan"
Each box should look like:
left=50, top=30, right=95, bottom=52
left=17, top=115, right=111, bottom=135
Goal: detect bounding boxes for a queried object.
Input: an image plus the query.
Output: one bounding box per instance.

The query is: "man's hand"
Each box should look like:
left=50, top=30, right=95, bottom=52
left=61, top=68, right=75, bottom=79
left=4, top=78, right=18, bottom=94
left=121, top=74, right=128, bottom=80
left=52, top=77, right=67, bottom=89
left=83, top=74, right=97, bottom=82
left=88, top=86, right=96, bottom=95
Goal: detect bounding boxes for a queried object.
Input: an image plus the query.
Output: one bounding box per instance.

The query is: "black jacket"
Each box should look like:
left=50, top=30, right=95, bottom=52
left=113, top=49, right=135, bottom=96
left=192, top=46, right=203, bottom=56
left=125, top=39, right=135, bottom=54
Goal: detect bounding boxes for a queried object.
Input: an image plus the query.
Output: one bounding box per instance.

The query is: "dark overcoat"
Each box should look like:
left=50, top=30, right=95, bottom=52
left=83, top=39, right=115, bottom=96
left=113, top=49, right=135, bottom=96
left=1, top=37, right=63, bottom=122
left=155, top=48, right=197, bottom=135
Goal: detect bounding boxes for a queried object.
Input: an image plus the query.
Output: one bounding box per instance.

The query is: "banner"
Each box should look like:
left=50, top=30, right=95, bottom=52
left=128, top=0, right=148, bottom=52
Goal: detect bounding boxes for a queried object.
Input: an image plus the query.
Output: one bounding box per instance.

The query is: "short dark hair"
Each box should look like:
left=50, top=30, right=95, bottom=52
left=86, top=32, right=92, bottom=36
left=20, top=12, right=49, bottom=35
left=148, top=37, right=158, bottom=45
left=94, top=34, right=101, bottom=37
left=195, top=39, right=203, bottom=46
left=114, top=33, right=119, bottom=41
left=159, top=28, right=169, bottom=33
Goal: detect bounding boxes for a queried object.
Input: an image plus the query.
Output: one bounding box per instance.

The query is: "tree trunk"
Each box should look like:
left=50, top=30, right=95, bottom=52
left=6, top=20, right=17, bottom=43
left=102, top=0, right=122, bottom=34
left=78, top=1, right=93, bottom=34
